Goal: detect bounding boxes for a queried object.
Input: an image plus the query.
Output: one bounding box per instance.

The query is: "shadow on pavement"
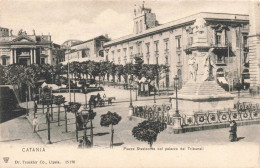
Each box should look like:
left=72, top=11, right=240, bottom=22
left=94, top=132, right=109, bottom=136
left=113, top=142, right=124, bottom=146
left=52, top=137, right=76, bottom=144
left=0, top=138, right=21, bottom=142
left=237, top=137, right=245, bottom=141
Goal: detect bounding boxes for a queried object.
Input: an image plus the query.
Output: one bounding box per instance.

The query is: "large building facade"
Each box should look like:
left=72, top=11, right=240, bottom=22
left=248, top=1, right=260, bottom=87
left=63, top=35, right=110, bottom=63
left=0, top=28, right=60, bottom=66
left=104, top=4, right=249, bottom=88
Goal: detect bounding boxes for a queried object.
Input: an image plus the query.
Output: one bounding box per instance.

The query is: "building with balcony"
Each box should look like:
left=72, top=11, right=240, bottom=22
left=103, top=3, right=249, bottom=88
left=62, top=35, right=110, bottom=64
left=0, top=28, right=59, bottom=66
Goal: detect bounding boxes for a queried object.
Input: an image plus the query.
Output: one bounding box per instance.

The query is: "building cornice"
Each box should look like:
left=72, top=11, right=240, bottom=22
left=104, top=12, right=249, bottom=47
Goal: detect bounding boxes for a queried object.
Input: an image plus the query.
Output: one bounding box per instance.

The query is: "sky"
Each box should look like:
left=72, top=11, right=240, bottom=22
left=0, top=0, right=250, bottom=45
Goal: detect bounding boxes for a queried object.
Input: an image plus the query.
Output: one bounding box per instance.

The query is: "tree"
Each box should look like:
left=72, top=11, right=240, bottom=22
left=100, top=111, right=122, bottom=148
left=99, top=61, right=109, bottom=84
left=116, top=64, right=124, bottom=82
left=132, top=120, right=167, bottom=148
left=107, top=62, right=117, bottom=87
left=53, top=95, right=65, bottom=126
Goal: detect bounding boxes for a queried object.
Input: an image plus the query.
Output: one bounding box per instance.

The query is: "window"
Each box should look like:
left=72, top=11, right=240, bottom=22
left=40, top=58, right=45, bottom=64
left=140, top=20, right=142, bottom=33
left=176, top=36, right=181, bottom=49
left=101, top=41, right=104, bottom=47
left=136, top=22, right=139, bottom=34
left=243, top=36, right=248, bottom=46
left=189, top=37, right=193, bottom=45
left=146, top=43, right=150, bottom=53
left=164, top=39, right=169, bottom=50
left=2, top=58, right=7, bottom=65
left=178, top=54, right=181, bottom=63
left=216, top=33, right=222, bottom=45
left=154, top=42, right=159, bottom=51
left=244, top=52, right=248, bottom=63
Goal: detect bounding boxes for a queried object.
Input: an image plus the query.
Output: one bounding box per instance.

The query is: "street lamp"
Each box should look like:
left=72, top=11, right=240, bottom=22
left=153, top=76, right=156, bottom=104
left=128, top=74, right=134, bottom=118
left=83, top=85, right=88, bottom=108
left=173, top=75, right=180, bottom=117
left=46, top=103, right=52, bottom=144
left=129, top=75, right=133, bottom=107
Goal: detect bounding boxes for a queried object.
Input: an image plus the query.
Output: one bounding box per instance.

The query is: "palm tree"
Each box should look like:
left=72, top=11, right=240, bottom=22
left=100, top=111, right=121, bottom=148
left=132, top=120, right=167, bottom=148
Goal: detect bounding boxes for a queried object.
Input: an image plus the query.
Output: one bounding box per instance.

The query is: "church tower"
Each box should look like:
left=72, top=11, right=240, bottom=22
left=133, top=2, right=159, bottom=35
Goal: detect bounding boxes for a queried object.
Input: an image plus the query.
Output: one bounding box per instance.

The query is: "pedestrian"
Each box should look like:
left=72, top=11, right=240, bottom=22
left=85, top=136, right=91, bottom=148
left=229, top=120, right=238, bottom=142
left=78, top=139, right=84, bottom=149
left=32, top=116, right=39, bottom=133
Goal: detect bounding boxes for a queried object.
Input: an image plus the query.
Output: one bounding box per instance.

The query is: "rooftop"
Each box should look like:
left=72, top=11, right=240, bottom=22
left=104, top=12, right=249, bottom=47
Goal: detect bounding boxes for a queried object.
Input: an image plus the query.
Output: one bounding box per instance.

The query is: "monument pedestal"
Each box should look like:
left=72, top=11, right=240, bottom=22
left=170, top=81, right=235, bottom=115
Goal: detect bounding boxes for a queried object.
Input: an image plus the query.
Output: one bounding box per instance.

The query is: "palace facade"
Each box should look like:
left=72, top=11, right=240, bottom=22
left=103, top=3, right=250, bottom=88
left=0, top=28, right=61, bottom=66
left=62, top=35, right=110, bottom=64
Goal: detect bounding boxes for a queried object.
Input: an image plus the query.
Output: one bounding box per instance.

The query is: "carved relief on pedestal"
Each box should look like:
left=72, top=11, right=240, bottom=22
left=191, top=49, right=216, bottom=82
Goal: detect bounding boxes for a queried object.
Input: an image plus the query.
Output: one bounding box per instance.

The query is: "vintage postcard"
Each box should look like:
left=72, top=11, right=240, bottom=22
left=0, top=0, right=259, bottom=167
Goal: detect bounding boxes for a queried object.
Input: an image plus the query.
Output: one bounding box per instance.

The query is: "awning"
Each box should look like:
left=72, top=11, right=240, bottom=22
left=217, top=77, right=228, bottom=84
left=60, top=57, right=104, bottom=65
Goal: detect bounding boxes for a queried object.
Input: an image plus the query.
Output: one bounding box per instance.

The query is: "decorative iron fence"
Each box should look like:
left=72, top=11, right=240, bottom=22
left=132, top=102, right=260, bottom=127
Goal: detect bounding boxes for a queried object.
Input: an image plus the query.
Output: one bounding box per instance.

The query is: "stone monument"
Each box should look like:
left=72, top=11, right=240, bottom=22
left=170, top=18, right=235, bottom=116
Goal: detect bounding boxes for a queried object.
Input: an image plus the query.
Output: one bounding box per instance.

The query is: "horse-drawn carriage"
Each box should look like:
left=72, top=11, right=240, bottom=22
left=88, top=95, right=116, bottom=108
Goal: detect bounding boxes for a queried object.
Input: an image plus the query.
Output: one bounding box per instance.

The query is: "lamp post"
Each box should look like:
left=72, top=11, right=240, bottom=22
left=83, top=85, right=88, bottom=108
left=128, top=74, right=134, bottom=118
left=154, top=76, right=157, bottom=104
left=46, top=103, right=52, bottom=144
left=68, top=55, right=71, bottom=103
left=173, top=75, right=180, bottom=117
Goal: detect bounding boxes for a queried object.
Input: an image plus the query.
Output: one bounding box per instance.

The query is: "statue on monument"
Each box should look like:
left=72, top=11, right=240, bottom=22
left=203, top=48, right=216, bottom=81
left=18, top=29, right=23, bottom=36
left=188, top=55, right=198, bottom=81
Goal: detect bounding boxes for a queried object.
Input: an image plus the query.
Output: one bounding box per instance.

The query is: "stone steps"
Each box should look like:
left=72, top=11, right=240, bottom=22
left=178, top=81, right=231, bottom=96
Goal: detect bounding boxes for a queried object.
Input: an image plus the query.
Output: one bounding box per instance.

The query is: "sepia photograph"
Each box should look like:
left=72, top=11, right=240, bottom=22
left=0, top=0, right=259, bottom=167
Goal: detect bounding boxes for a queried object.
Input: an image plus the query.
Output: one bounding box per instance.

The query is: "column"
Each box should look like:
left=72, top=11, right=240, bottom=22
left=10, top=49, right=13, bottom=64
left=14, top=49, right=17, bottom=64
left=30, top=49, right=33, bottom=64
left=34, top=49, right=36, bottom=64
